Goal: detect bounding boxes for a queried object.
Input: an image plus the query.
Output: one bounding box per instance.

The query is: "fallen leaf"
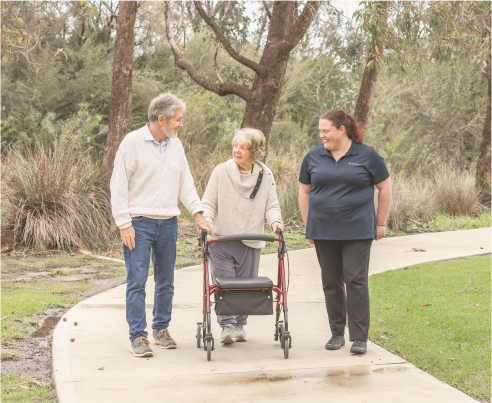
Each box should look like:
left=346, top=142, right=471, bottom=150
left=70, top=338, right=75, bottom=342
left=385, top=306, right=393, bottom=310
left=98, top=367, right=104, bottom=370
left=74, top=322, right=78, bottom=326
left=377, top=319, right=387, bottom=323
left=0, top=316, right=7, bottom=321
left=405, top=307, right=410, bottom=311
left=19, top=385, right=31, bottom=390
left=439, top=351, right=443, bottom=354
left=449, top=358, right=455, bottom=361
left=412, top=248, right=426, bottom=252
left=31, top=380, right=47, bottom=387
left=421, top=304, right=432, bottom=307
left=474, top=304, right=479, bottom=307
left=63, top=318, right=67, bottom=322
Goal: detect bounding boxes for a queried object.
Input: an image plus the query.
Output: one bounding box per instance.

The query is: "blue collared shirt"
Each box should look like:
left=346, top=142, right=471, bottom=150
left=144, top=123, right=170, bottom=155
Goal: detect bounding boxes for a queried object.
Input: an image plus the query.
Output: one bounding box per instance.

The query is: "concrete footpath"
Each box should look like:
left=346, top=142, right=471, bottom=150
left=53, top=228, right=490, bottom=403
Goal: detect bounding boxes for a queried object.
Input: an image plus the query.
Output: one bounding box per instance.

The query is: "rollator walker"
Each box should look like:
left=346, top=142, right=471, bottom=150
left=196, top=230, right=291, bottom=361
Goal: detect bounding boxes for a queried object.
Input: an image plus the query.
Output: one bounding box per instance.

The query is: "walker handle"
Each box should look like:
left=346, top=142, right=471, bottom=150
left=217, top=233, right=276, bottom=243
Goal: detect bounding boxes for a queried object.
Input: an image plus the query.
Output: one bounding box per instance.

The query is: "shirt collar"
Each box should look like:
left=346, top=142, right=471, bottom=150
left=144, top=123, right=170, bottom=145
left=318, top=141, right=360, bottom=157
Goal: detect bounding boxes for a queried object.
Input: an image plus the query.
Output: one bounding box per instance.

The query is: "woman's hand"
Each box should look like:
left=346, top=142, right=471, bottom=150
left=376, top=225, right=386, bottom=241
left=308, top=239, right=314, bottom=245
left=272, top=221, right=284, bottom=234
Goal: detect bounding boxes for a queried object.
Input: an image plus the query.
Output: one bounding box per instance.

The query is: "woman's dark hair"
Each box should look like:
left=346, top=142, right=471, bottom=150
left=320, top=109, right=365, bottom=143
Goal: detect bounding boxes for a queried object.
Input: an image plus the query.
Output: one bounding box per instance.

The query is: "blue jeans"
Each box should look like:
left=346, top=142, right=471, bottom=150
left=123, top=216, right=178, bottom=341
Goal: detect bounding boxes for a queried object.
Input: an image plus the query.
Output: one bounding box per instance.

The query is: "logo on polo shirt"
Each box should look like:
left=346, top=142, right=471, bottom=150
left=348, top=162, right=361, bottom=166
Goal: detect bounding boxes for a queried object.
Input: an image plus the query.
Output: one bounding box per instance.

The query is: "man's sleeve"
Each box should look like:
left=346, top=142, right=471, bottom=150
left=368, top=148, right=390, bottom=185
left=178, top=153, right=203, bottom=216
left=110, top=145, right=132, bottom=229
left=298, top=152, right=312, bottom=185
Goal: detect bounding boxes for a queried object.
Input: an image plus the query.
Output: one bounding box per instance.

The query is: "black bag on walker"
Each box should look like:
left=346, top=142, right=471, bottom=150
left=214, top=276, right=274, bottom=315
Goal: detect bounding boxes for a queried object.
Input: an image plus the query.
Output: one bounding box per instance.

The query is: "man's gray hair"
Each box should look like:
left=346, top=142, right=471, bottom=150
left=148, top=93, right=186, bottom=122
left=232, top=128, right=266, bottom=161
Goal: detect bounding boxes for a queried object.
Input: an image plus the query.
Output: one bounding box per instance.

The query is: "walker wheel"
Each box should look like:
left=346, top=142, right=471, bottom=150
left=206, top=339, right=212, bottom=361
left=283, top=340, right=289, bottom=359
left=196, top=325, right=202, bottom=348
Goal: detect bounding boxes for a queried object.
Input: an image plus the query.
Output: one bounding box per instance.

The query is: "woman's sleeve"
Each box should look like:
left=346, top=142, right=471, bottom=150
left=298, top=152, right=311, bottom=184
left=265, top=171, right=283, bottom=227
left=201, top=167, right=219, bottom=226
left=368, top=148, right=390, bottom=185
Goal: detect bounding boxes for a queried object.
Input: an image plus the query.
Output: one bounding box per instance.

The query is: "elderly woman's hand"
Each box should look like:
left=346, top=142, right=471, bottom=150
left=271, top=221, right=284, bottom=234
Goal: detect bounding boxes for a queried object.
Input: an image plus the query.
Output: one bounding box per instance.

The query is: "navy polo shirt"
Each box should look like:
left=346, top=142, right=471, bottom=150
left=299, top=141, right=390, bottom=240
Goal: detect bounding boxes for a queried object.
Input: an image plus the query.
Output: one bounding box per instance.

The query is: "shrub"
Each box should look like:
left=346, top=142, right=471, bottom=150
left=2, top=139, right=116, bottom=251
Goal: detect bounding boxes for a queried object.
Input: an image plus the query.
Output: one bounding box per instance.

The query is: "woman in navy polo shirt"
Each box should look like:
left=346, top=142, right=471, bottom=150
left=298, top=109, right=392, bottom=354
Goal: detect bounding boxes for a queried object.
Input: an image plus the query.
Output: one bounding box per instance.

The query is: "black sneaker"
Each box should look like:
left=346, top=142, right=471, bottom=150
left=325, top=335, right=345, bottom=350
left=350, top=340, right=367, bottom=354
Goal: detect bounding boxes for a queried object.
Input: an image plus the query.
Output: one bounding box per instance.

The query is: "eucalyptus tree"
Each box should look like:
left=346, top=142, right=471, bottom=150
left=354, top=1, right=491, bottom=190
left=165, top=1, right=321, bottom=147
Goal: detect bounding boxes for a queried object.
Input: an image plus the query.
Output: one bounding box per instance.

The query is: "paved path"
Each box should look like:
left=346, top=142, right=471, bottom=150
left=53, top=228, right=490, bottom=403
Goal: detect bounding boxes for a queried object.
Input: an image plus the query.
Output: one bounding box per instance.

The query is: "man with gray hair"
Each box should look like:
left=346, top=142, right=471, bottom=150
left=111, top=93, right=213, bottom=357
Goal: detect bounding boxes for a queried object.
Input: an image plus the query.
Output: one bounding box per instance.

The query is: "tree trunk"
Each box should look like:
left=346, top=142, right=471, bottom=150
left=241, top=1, right=295, bottom=143
left=476, top=54, right=491, bottom=198
left=99, top=1, right=138, bottom=192
left=354, top=1, right=388, bottom=138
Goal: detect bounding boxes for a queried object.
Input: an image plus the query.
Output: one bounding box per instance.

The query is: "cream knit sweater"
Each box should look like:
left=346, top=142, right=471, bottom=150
left=110, top=127, right=203, bottom=229
left=202, top=159, right=283, bottom=249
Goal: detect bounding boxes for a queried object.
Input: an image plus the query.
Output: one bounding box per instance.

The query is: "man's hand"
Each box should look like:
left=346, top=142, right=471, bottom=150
left=272, top=221, right=284, bottom=234
left=308, top=239, right=314, bottom=245
left=121, top=226, right=136, bottom=250
left=194, top=212, right=213, bottom=236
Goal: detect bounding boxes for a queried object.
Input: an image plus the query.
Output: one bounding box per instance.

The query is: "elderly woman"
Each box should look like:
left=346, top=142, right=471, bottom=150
left=298, top=110, right=392, bottom=355
left=202, top=128, right=284, bottom=344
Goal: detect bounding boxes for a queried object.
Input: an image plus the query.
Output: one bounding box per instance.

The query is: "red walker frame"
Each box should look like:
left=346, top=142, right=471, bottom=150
left=196, top=230, right=292, bottom=360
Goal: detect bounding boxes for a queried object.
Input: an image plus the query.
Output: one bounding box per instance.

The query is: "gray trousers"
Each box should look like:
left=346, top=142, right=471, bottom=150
left=209, top=241, right=261, bottom=326
left=314, top=239, right=373, bottom=341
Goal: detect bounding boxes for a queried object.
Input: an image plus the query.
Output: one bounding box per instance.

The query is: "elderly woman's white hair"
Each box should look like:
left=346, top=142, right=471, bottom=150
left=232, top=128, right=266, bottom=161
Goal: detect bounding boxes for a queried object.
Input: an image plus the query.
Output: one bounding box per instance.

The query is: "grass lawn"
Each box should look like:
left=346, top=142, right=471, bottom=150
left=369, top=255, right=491, bottom=402
left=1, top=373, right=54, bottom=403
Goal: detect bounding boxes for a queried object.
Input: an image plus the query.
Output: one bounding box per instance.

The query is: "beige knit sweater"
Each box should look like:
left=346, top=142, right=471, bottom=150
left=110, top=127, right=203, bottom=229
left=202, top=159, right=283, bottom=249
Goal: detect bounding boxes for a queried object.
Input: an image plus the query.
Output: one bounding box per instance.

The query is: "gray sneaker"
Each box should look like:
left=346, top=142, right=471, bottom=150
left=220, top=324, right=235, bottom=344
left=130, top=336, right=153, bottom=357
left=325, top=335, right=345, bottom=350
left=350, top=340, right=367, bottom=354
left=234, top=325, right=247, bottom=342
left=153, top=328, right=177, bottom=349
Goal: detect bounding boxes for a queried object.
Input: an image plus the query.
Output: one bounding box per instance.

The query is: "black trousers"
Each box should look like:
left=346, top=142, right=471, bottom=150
left=314, top=239, right=373, bottom=341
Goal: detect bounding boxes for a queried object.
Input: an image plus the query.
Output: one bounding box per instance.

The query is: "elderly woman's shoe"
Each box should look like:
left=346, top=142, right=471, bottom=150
left=325, top=335, right=345, bottom=350
left=220, top=324, right=235, bottom=344
left=234, top=325, right=247, bottom=342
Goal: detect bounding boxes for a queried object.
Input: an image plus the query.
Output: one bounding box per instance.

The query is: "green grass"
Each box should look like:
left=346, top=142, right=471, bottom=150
left=428, top=212, right=491, bottom=231
left=369, top=255, right=491, bottom=401
left=261, top=227, right=313, bottom=255
left=1, top=280, right=93, bottom=345
left=1, top=252, right=123, bottom=276
left=1, top=351, right=21, bottom=361
left=1, top=373, right=54, bottom=403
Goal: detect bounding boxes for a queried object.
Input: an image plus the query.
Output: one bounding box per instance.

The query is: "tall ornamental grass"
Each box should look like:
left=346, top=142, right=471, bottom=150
left=2, top=141, right=115, bottom=251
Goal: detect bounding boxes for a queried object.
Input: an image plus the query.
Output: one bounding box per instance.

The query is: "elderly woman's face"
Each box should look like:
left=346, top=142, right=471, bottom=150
left=233, top=138, right=254, bottom=168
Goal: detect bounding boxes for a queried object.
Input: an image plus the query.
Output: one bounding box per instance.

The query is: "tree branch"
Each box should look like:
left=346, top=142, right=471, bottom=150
left=274, top=1, right=320, bottom=56
left=193, top=1, right=267, bottom=77
left=262, top=1, right=272, bottom=20
left=164, top=2, right=252, bottom=101
left=214, top=47, right=224, bottom=84
left=101, top=1, right=117, bottom=19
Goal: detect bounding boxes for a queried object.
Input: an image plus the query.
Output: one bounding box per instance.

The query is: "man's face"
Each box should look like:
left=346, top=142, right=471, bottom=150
left=159, top=107, right=183, bottom=138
